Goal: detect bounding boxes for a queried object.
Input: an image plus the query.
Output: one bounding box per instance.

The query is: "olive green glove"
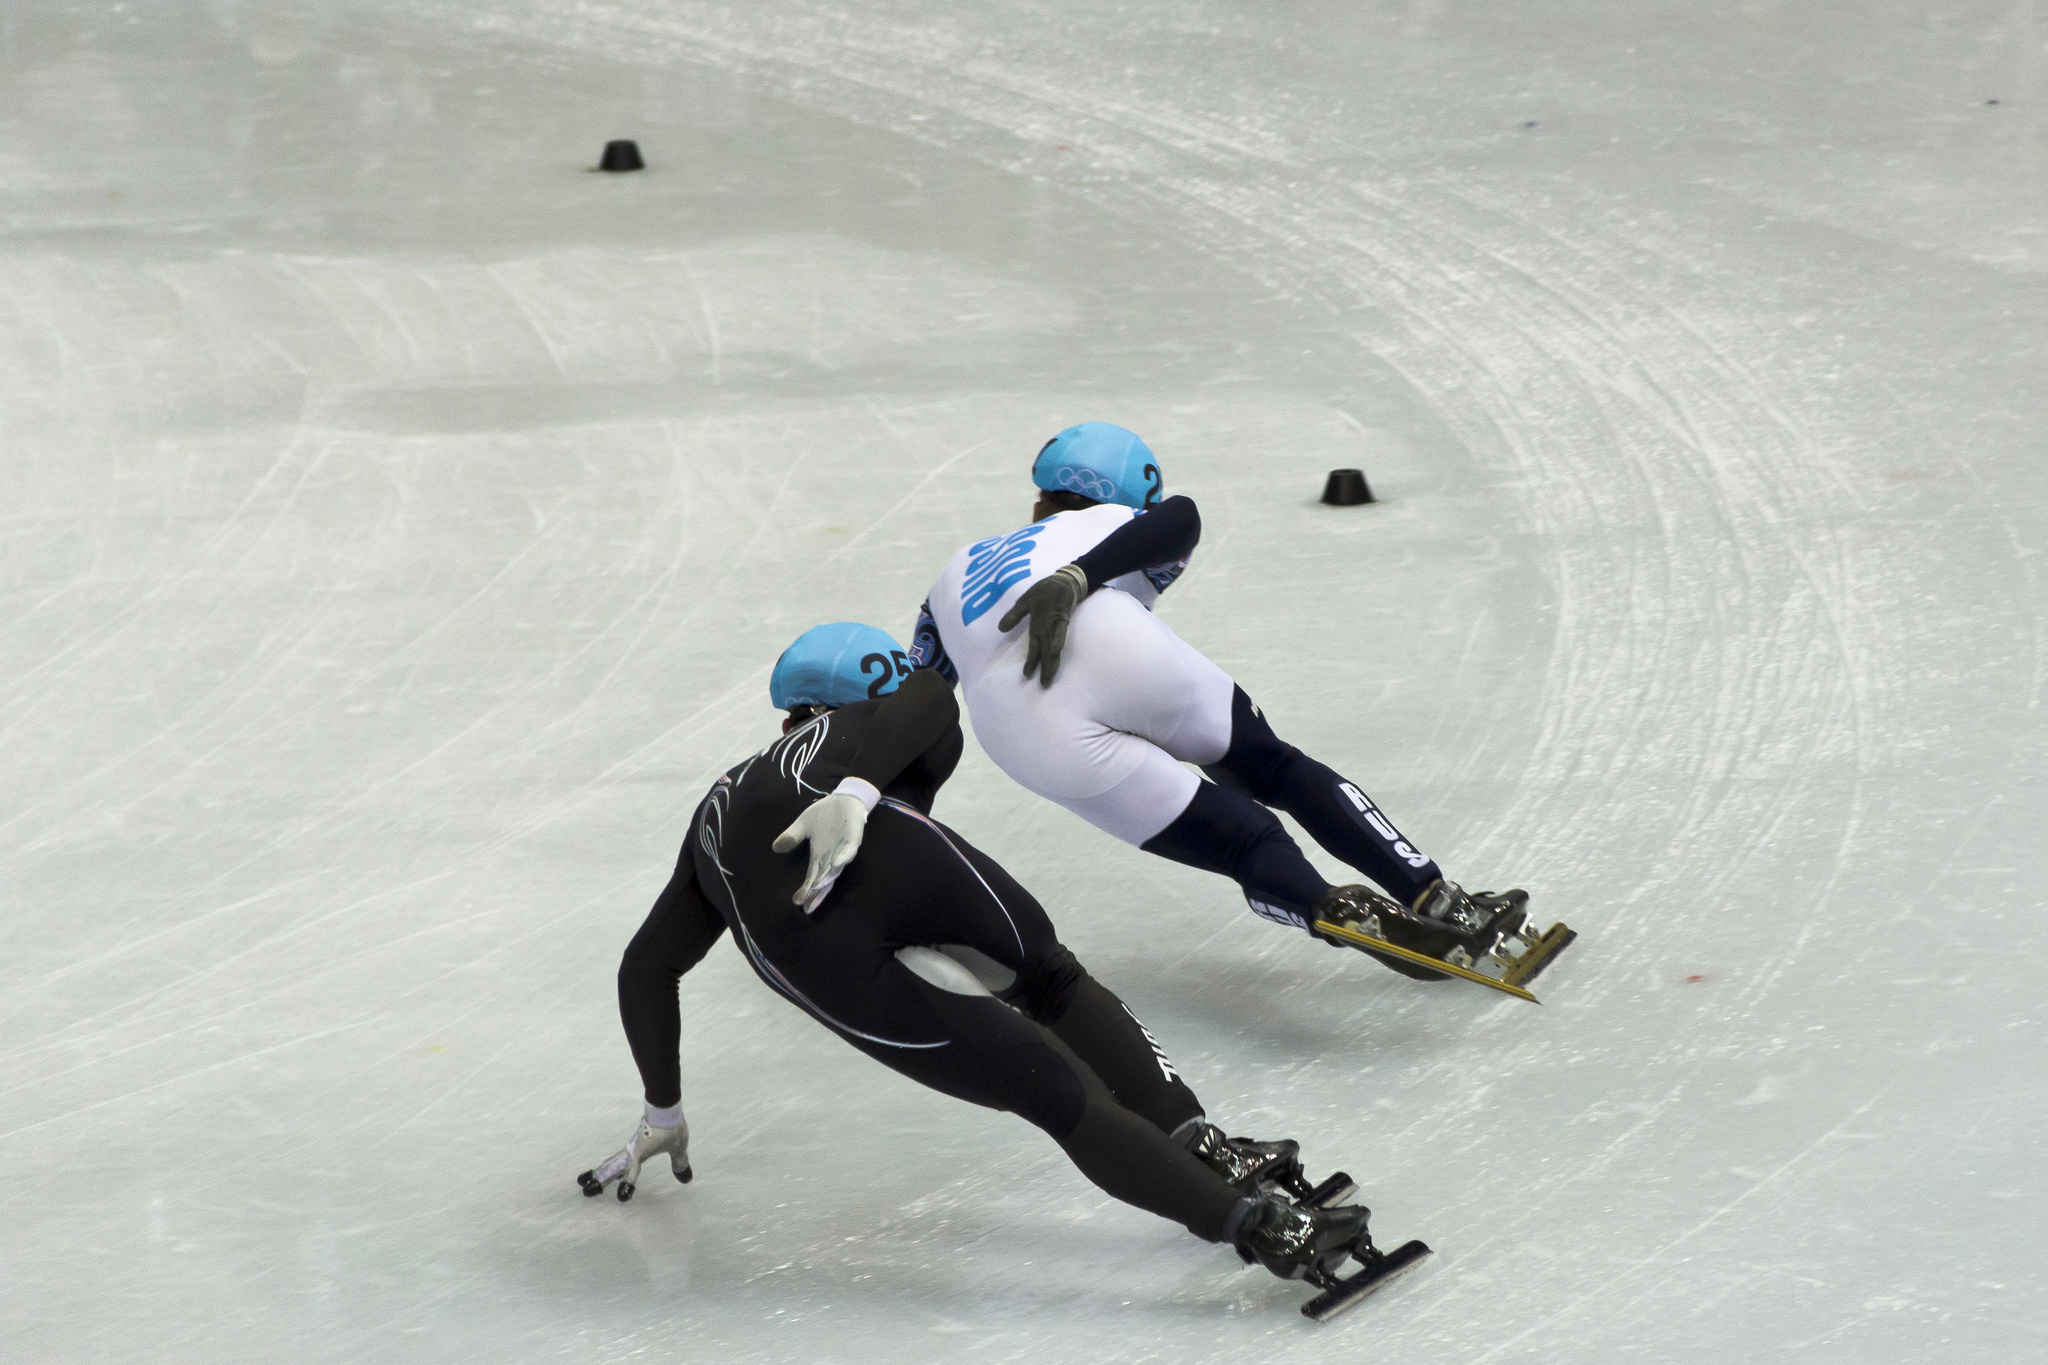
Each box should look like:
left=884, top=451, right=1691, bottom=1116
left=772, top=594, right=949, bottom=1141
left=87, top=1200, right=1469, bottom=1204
left=997, top=563, right=1090, bottom=687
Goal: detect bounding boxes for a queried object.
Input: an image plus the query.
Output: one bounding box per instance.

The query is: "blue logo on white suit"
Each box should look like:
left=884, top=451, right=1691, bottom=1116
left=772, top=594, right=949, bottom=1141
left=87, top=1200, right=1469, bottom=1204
left=960, top=526, right=1041, bottom=625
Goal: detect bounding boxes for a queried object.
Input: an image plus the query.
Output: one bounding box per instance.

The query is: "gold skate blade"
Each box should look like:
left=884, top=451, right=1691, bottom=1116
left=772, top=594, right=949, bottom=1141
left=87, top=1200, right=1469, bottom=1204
left=1313, top=919, right=1540, bottom=1003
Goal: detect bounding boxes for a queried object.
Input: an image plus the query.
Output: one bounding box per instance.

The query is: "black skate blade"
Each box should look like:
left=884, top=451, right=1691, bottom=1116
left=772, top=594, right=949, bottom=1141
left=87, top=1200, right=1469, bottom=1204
left=577, top=1170, right=604, bottom=1197
left=1301, top=1239, right=1431, bottom=1323
left=1301, top=1171, right=1358, bottom=1209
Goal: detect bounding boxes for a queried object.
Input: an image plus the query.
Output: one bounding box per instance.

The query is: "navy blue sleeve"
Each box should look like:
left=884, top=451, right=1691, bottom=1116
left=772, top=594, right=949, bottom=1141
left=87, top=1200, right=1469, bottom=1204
left=908, top=600, right=959, bottom=686
left=1071, top=495, right=1201, bottom=592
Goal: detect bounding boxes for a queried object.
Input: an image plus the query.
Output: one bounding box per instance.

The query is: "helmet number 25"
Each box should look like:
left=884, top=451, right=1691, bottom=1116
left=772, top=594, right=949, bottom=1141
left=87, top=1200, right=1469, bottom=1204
left=861, top=650, right=916, bottom=698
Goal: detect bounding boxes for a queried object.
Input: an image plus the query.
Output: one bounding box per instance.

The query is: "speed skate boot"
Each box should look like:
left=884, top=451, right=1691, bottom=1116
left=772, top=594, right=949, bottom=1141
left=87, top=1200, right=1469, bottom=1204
left=1232, top=1193, right=1374, bottom=1282
left=1187, top=1122, right=1306, bottom=1197
left=1408, top=880, right=1529, bottom=964
left=1313, top=884, right=1455, bottom=981
left=577, top=1113, right=692, bottom=1203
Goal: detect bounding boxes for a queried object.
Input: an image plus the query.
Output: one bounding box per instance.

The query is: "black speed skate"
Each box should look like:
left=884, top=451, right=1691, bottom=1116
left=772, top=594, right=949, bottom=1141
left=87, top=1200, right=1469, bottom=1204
left=1409, top=880, right=1529, bottom=962
left=1314, top=884, right=1454, bottom=981
left=1234, top=1195, right=1369, bottom=1279
left=1188, top=1123, right=1358, bottom=1207
left=1404, top=880, right=1579, bottom=990
left=1312, top=881, right=1575, bottom=1000
left=1232, top=1193, right=1433, bottom=1322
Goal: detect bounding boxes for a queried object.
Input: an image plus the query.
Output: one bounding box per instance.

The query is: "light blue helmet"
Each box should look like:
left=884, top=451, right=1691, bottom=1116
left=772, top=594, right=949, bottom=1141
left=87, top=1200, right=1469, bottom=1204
left=769, top=622, right=910, bottom=710
left=1031, top=421, right=1162, bottom=510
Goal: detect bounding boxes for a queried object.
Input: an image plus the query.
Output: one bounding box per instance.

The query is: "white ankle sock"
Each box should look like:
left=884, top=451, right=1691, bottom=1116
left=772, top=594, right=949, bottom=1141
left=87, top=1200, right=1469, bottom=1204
left=645, top=1101, right=684, bottom=1129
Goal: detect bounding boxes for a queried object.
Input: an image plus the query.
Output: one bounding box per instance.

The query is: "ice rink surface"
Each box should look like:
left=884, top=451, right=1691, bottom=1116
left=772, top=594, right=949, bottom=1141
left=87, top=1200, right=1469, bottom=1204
left=3, top=2, right=2043, bottom=1360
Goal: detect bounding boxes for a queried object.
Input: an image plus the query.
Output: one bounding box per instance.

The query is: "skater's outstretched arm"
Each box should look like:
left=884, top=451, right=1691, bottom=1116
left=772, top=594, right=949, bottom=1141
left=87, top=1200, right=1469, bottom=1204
left=581, top=852, right=722, bottom=1203
left=618, top=841, right=729, bottom=1109
left=1070, top=493, right=1200, bottom=590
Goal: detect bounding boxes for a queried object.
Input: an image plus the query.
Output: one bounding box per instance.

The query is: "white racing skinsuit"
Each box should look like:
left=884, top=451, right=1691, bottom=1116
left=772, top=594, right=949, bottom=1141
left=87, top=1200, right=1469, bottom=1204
left=912, top=504, right=1231, bottom=846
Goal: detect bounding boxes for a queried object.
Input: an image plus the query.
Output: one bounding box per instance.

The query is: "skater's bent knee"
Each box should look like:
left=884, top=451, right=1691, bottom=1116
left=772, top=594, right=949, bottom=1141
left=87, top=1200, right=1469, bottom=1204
left=1144, top=781, right=1289, bottom=871
left=616, top=946, right=669, bottom=994
left=1203, top=687, right=1302, bottom=798
left=1003, top=944, right=1087, bottom=1023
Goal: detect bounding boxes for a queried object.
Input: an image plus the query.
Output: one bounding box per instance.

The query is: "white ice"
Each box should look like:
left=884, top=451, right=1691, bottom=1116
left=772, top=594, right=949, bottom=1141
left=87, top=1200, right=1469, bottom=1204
left=3, top=3, right=2043, bottom=1361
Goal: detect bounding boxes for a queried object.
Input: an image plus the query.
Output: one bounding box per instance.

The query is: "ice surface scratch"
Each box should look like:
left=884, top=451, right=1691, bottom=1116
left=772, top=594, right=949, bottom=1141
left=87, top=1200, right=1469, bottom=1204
left=1467, top=1091, right=1888, bottom=1361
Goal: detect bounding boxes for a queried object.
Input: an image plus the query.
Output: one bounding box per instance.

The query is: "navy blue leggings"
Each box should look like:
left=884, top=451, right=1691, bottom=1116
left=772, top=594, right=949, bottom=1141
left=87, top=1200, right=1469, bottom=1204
left=1141, top=688, right=1442, bottom=919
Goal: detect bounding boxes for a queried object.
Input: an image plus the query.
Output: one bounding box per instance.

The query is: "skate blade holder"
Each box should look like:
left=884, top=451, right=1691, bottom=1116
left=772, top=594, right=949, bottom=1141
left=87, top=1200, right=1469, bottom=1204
left=1495, top=921, right=1577, bottom=989
left=1315, top=916, right=1547, bottom=1002
left=1301, top=1238, right=1432, bottom=1322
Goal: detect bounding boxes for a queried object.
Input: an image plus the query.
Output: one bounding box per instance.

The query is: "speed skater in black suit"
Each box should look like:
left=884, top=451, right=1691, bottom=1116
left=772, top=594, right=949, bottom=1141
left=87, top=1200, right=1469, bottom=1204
left=575, top=621, right=1396, bottom=1297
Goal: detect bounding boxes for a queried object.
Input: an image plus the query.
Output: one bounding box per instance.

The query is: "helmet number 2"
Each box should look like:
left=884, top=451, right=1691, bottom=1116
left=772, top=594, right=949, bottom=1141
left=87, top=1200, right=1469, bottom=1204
left=1141, top=463, right=1161, bottom=508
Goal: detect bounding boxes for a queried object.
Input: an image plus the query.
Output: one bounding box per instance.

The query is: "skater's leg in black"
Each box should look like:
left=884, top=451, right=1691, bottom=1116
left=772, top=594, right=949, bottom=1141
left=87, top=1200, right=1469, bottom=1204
left=1001, top=942, right=1205, bottom=1140
left=1203, top=686, right=1442, bottom=905
left=617, top=847, right=728, bottom=1108
left=925, top=836, right=1207, bottom=1138
left=1051, top=1040, right=1245, bottom=1241
left=732, top=812, right=1247, bottom=1243
left=887, top=964, right=1245, bottom=1243
left=849, top=810, right=1208, bottom=1134
left=1139, top=780, right=1329, bottom=916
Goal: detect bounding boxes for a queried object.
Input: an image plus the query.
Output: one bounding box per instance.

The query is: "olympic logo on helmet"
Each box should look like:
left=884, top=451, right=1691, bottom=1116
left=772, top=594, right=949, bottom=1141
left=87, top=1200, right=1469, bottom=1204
left=1055, top=465, right=1118, bottom=501
left=1032, top=422, right=1160, bottom=511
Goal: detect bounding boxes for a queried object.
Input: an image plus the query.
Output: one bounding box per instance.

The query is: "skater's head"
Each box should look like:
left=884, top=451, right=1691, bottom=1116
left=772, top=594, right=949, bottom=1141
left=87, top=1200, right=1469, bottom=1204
left=769, top=622, right=911, bottom=732
left=1030, top=422, right=1161, bottom=522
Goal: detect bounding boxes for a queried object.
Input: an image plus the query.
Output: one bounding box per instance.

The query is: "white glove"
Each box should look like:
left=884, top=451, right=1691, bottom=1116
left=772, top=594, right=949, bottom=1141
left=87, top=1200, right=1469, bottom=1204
left=578, top=1108, right=691, bottom=1203
left=772, top=777, right=881, bottom=913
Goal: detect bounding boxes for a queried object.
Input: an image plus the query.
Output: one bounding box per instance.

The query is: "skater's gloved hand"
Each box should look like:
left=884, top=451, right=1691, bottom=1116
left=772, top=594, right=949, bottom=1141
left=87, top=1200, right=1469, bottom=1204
left=772, top=776, right=881, bottom=912
left=577, top=1106, right=692, bottom=1203
left=997, top=563, right=1089, bottom=687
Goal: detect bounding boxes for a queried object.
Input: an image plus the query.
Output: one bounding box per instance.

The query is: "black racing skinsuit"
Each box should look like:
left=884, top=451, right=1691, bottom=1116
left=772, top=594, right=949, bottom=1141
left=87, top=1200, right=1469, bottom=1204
left=615, top=670, right=1244, bottom=1242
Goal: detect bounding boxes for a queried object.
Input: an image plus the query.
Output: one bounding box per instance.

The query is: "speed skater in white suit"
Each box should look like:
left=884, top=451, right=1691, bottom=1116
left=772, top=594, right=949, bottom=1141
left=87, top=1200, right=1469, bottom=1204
left=908, top=422, right=1529, bottom=980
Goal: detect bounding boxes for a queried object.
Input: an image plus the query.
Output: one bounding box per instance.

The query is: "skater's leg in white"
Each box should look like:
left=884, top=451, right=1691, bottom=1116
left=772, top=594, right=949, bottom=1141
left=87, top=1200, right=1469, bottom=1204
left=1051, top=737, right=1202, bottom=844
left=965, top=590, right=1336, bottom=912
left=1059, top=589, right=1236, bottom=766
left=964, top=591, right=1231, bottom=827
